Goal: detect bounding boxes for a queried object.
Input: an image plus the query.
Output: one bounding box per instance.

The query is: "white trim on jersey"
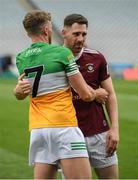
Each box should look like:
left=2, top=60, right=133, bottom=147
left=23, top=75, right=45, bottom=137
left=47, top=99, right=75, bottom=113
left=75, top=47, right=100, bottom=61
left=83, top=48, right=99, bottom=54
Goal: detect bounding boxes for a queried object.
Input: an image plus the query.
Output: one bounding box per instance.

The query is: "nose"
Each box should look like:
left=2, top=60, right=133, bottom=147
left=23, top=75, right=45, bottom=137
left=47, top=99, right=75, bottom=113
left=77, top=35, right=84, bottom=42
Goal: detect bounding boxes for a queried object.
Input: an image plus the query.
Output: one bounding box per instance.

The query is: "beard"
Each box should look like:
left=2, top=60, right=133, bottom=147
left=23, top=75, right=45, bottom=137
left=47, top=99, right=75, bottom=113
left=72, top=43, right=83, bottom=53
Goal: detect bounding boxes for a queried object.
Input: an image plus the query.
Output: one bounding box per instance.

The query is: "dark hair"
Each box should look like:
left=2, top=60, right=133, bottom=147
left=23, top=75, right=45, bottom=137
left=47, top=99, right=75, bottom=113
left=23, top=10, right=51, bottom=35
left=64, top=14, right=88, bottom=27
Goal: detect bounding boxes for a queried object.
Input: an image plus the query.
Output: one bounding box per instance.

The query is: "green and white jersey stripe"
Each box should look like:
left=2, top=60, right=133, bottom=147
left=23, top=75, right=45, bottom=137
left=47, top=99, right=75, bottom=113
left=16, top=42, right=79, bottom=97
left=71, top=142, right=87, bottom=150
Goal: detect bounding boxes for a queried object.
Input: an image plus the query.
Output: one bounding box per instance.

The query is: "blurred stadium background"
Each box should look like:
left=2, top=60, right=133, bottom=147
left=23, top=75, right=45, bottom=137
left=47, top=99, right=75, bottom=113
left=0, top=0, right=138, bottom=179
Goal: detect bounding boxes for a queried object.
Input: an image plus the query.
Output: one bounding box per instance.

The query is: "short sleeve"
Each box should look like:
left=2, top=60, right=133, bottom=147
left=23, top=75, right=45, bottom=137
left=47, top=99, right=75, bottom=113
left=61, top=47, right=79, bottom=76
left=16, top=53, right=24, bottom=75
left=99, top=53, right=110, bottom=82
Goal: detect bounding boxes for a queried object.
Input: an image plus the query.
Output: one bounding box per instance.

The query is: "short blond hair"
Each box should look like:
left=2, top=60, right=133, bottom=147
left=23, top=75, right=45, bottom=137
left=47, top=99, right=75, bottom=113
left=23, top=10, right=51, bottom=35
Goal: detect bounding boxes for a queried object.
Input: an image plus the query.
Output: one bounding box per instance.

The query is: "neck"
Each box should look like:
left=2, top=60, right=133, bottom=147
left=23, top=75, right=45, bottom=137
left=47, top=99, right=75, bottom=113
left=31, top=34, right=49, bottom=43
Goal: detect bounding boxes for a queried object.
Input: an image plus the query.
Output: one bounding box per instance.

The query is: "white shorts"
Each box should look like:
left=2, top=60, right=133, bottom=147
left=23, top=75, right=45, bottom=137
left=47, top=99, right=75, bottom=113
left=29, top=127, right=88, bottom=166
left=85, top=131, right=118, bottom=169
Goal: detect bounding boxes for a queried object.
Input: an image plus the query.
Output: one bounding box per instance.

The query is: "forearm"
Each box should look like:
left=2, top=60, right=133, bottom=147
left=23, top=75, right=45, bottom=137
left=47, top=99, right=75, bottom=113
left=101, top=77, right=119, bottom=129
left=68, top=72, right=96, bottom=102
left=106, top=93, right=119, bottom=129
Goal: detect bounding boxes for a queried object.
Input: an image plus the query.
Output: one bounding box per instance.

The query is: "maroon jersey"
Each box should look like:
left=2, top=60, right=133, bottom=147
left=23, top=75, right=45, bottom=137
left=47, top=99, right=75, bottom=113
left=72, top=47, right=110, bottom=137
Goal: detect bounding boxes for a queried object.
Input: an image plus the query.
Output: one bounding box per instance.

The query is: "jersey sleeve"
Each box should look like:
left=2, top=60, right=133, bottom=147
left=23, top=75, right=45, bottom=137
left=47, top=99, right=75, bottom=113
left=60, top=47, right=79, bottom=76
left=99, top=53, right=110, bottom=82
left=16, top=53, right=24, bottom=75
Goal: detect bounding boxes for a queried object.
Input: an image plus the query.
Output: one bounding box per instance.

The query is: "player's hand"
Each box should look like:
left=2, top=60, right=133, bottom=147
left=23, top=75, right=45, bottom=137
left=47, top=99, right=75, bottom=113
left=13, top=73, right=32, bottom=100
left=16, top=73, right=32, bottom=95
left=106, top=127, right=119, bottom=157
left=95, top=88, right=109, bottom=104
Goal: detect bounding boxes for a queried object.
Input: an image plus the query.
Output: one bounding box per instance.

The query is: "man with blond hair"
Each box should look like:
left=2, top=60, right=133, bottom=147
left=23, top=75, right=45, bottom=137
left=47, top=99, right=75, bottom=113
left=13, top=10, right=98, bottom=179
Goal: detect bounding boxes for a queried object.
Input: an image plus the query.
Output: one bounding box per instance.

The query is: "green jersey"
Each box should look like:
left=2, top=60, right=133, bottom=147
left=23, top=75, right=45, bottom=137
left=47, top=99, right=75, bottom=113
left=16, top=42, right=79, bottom=129
left=16, top=42, right=79, bottom=98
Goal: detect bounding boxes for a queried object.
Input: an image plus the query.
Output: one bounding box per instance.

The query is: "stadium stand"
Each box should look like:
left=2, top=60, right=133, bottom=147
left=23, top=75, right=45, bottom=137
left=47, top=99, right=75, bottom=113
left=31, top=0, right=138, bottom=65
left=0, top=0, right=28, bottom=55
left=0, top=0, right=138, bottom=78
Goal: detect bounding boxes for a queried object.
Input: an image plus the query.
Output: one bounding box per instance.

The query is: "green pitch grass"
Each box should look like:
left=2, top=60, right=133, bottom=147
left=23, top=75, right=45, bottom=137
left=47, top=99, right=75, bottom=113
left=0, top=79, right=138, bottom=179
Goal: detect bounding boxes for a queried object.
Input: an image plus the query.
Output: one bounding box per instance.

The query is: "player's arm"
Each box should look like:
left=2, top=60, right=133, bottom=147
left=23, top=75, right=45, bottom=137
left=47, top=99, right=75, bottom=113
left=68, top=72, right=96, bottom=102
left=13, top=73, right=32, bottom=100
left=63, top=47, right=96, bottom=101
left=101, top=77, right=119, bottom=156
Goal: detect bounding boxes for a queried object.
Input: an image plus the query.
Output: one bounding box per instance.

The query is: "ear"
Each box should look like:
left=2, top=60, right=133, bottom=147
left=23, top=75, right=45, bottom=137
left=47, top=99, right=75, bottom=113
left=43, top=26, right=48, bottom=35
left=61, top=28, right=66, bottom=37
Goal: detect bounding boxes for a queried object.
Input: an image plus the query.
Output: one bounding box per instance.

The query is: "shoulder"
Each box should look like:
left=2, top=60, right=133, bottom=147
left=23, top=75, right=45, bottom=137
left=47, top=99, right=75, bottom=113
left=49, top=44, right=72, bottom=56
left=83, top=47, right=99, bottom=55
left=49, top=44, right=71, bottom=52
left=16, top=47, right=30, bottom=60
left=83, top=47, right=107, bottom=62
left=58, top=46, right=74, bottom=60
left=58, top=45, right=72, bottom=54
left=83, top=47, right=103, bottom=57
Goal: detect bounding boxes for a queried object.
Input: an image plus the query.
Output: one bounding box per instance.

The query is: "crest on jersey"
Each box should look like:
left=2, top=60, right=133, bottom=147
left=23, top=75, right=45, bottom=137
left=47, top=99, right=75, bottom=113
left=86, top=63, right=94, bottom=73
left=67, top=54, right=74, bottom=61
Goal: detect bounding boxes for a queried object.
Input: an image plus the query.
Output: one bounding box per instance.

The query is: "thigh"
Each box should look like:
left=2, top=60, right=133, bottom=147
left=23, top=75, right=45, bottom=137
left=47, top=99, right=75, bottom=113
left=34, top=163, right=57, bottom=179
left=57, top=127, right=91, bottom=179
left=95, top=164, right=119, bottom=179
left=29, top=128, right=58, bottom=165
left=60, top=157, right=92, bottom=179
